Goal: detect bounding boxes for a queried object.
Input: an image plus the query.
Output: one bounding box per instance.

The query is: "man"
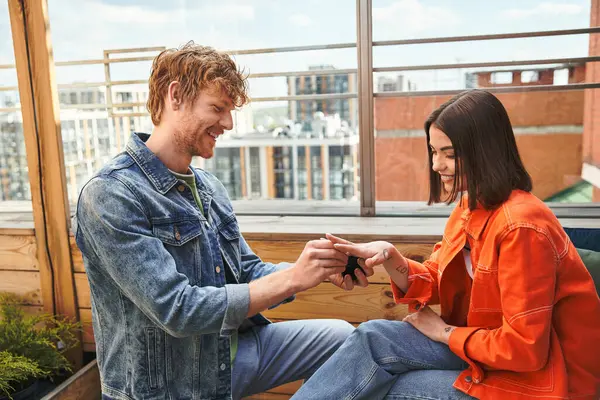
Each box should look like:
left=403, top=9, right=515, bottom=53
left=74, top=42, right=372, bottom=400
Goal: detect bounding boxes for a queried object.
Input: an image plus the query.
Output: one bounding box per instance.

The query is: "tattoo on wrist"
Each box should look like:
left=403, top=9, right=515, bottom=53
left=383, top=249, right=391, bottom=260
left=444, top=326, right=455, bottom=334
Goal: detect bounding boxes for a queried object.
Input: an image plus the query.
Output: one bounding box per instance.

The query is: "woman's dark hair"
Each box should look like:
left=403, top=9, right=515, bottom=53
left=425, top=89, right=532, bottom=210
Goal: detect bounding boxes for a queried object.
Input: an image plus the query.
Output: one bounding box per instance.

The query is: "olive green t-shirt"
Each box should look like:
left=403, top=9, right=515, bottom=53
left=170, top=169, right=238, bottom=364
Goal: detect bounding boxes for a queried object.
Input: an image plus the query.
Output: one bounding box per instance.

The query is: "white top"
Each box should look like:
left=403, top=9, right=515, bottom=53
left=463, top=248, right=474, bottom=279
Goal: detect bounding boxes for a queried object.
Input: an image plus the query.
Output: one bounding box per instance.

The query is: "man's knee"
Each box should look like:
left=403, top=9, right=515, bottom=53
left=320, top=319, right=355, bottom=345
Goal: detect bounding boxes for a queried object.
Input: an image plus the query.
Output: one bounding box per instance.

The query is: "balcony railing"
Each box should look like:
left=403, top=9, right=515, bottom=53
left=1, top=3, right=599, bottom=215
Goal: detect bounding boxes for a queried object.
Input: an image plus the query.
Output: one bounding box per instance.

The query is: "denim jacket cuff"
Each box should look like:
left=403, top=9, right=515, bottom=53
left=221, top=283, right=250, bottom=337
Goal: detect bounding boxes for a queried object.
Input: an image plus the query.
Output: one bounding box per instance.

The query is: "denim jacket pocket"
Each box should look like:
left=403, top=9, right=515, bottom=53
left=152, top=218, right=203, bottom=285
left=145, top=327, right=164, bottom=391
left=217, top=215, right=242, bottom=275
left=217, top=214, right=240, bottom=241
left=152, top=217, right=203, bottom=246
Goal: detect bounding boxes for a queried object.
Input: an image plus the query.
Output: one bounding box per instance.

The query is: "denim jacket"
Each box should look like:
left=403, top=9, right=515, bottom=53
left=74, top=132, right=293, bottom=400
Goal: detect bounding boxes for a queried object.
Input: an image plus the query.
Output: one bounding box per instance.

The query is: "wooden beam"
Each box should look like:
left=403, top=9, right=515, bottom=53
left=356, top=0, right=376, bottom=216
left=74, top=277, right=417, bottom=323
left=8, top=0, right=82, bottom=367
left=0, top=234, right=38, bottom=271
left=41, top=360, right=101, bottom=400
left=114, top=116, right=122, bottom=151
left=0, top=270, right=42, bottom=305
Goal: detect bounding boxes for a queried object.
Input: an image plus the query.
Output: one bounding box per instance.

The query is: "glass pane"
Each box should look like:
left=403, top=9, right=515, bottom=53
left=373, top=0, right=599, bottom=206
left=48, top=0, right=359, bottom=210
left=0, top=2, right=30, bottom=203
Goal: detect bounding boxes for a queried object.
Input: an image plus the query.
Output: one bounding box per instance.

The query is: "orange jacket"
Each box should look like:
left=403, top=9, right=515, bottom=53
left=392, top=190, right=600, bottom=399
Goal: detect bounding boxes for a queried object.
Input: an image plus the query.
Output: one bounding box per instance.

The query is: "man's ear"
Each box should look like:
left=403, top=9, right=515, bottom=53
left=168, top=81, right=182, bottom=111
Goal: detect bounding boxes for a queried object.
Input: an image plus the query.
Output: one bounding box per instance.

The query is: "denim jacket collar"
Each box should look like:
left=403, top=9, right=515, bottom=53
left=126, top=132, right=214, bottom=196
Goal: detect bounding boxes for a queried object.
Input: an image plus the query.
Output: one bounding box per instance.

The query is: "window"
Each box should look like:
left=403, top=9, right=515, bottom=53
left=0, top=2, right=30, bottom=203
left=373, top=0, right=599, bottom=210
left=2, top=1, right=596, bottom=215
left=46, top=0, right=359, bottom=209
left=554, top=68, right=569, bottom=85
left=521, top=71, right=540, bottom=83
left=490, top=72, right=513, bottom=84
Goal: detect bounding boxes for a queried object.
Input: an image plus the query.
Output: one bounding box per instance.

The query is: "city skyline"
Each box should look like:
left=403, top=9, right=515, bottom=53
left=0, top=1, right=593, bottom=105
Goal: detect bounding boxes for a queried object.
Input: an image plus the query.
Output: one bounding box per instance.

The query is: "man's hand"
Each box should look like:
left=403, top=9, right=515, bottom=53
left=290, top=239, right=348, bottom=292
left=328, top=233, right=412, bottom=292
left=325, top=234, right=374, bottom=290
left=403, top=306, right=456, bottom=344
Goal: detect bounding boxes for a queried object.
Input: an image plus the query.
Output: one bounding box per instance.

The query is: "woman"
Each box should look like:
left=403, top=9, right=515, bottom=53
left=291, top=90, right=600, bottom=400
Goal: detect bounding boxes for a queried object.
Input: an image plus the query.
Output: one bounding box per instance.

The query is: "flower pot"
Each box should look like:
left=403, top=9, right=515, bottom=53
left=0, top=379, right=39, bottom=400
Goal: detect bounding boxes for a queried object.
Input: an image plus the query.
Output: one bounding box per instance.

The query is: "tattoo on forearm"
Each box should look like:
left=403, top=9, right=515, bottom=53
left=383, top=249, right=391, bottom=260
left=395, top=266, right=408, bottom=274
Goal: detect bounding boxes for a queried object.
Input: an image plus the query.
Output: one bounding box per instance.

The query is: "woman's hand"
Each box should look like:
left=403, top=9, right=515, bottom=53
left=325, top=234, right=374, bottom=290
left=327, top=233, right=412, bottom=292
left=326, top=233, right=401, bottom=270
left=403, top=306, right=456, bottom=344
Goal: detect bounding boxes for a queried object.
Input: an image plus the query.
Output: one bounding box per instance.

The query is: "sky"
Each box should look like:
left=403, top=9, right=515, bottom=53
left=0, top=0, right=593, bottom=108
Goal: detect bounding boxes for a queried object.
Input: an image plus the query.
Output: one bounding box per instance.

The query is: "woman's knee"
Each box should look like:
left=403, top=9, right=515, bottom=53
left=357, top=319, right=414, bottom=336
left=353, top=320, right=423, bottom=351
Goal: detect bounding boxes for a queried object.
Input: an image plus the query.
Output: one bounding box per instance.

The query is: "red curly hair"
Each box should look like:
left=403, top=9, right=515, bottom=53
left=146, top=41, right=249, bottom=126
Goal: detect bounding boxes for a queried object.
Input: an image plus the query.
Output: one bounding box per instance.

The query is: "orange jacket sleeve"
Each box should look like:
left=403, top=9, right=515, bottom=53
left=391, top=241, right=442, bottom=313
left=449, top=227, right=556, bottom=377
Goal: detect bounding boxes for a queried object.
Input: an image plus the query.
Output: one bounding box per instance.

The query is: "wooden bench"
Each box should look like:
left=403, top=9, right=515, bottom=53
left=72, top=238, right=436, bottom=399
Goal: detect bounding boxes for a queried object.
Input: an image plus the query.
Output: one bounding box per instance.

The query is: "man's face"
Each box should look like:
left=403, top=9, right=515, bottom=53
left=172, top=86, right=234, bottom=159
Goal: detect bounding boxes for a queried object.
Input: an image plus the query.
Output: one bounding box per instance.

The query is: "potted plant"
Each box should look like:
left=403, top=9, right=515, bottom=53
left=0, top=293, right=80, bottom=399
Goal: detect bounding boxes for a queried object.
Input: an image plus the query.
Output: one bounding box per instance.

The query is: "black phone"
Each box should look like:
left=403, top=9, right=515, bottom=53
left=342, top=256, right=366, bottom=283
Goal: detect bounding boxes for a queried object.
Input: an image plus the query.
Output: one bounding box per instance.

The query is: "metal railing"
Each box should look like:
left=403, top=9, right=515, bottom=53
left=0, top=0, right=598, bottom=215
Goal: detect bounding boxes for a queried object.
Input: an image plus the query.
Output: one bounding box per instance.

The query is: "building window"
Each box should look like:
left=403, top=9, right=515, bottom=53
left=490, top=72, right=513, bottom=84
left=521, top=71, right=539, bottom=83
left=329, top=145, right=355, bottom=200
left=249, top=147, right=262, bottom=199
left=273, top=146, right=294, bottom=199
left=203, top=148, right=242, bottom=199
left=553, top=68, right=569, bottom=85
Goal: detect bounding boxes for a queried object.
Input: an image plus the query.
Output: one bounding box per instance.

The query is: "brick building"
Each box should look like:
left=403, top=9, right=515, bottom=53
left=374, top=61, right=594, bottom=201
left=584, top=0, right=600, bottom=201
left=374, top=0, right=600, bottom=203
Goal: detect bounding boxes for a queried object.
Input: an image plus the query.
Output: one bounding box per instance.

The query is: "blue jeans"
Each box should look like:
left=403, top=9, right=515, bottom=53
left=231, top=319, right=355, bottom=399
left=290, top=320, right=477, bottom=400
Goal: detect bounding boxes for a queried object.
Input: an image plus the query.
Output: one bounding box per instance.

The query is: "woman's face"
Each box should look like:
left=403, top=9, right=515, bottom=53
left=429, top=125, right=463, bottom=194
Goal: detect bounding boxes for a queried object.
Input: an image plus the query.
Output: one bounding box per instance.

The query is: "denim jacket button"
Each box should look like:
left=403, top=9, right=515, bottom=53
left=215, top=266, right=221, bottom=274
left=464, top=375, right=472, bottom=383
left=177, top=184, right=185, bottom=192
left=220, top=363, right=226, bottom=371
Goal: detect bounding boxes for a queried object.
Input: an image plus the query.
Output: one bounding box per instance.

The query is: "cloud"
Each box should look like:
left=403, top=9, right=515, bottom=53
left=47, top=0, right=258, bottom=61
left=372, top=0, right=460, bottom=34
left=84, top=2, right=174, bottom=24
left=502, top=2, right=583, bottom=19
left=289, top=14, right=313, bottom=27
left=198, top=4, right=255, bottom=21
